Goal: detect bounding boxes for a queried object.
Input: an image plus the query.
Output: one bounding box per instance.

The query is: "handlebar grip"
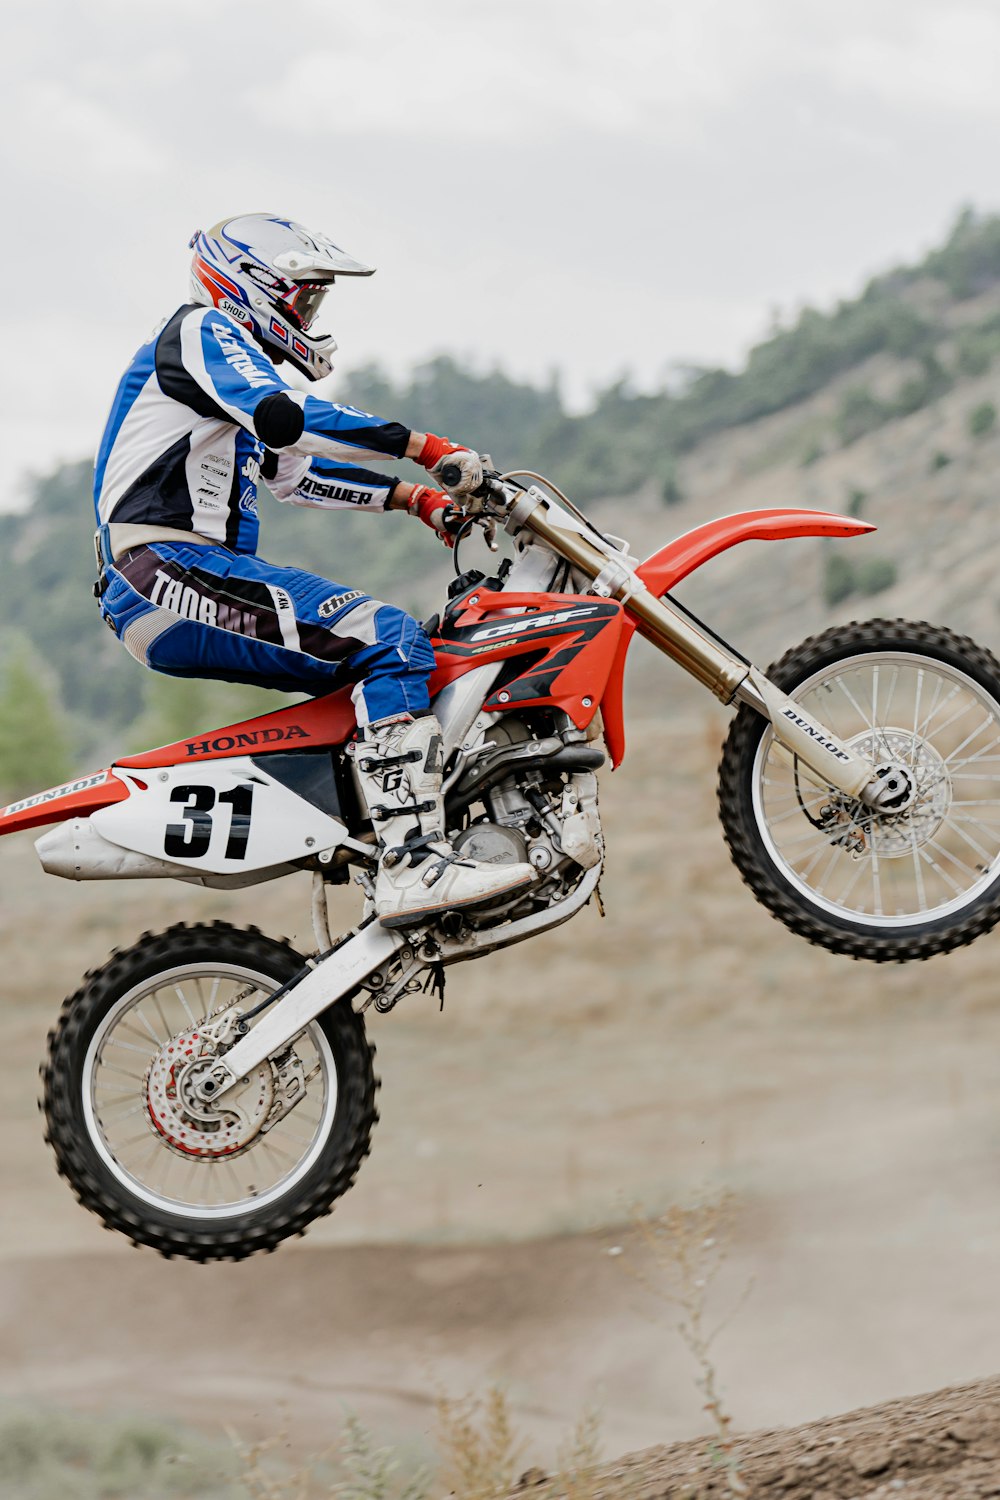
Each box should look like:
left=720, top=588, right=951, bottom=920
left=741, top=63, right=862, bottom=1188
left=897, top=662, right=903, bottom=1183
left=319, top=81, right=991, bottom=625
left=439, top=463, right=463, bottom=489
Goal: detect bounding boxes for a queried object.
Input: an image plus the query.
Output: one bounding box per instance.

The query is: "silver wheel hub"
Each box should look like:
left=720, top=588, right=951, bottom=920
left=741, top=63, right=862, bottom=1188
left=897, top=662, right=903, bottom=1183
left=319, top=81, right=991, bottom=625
left=145, top=1026, right=274, bottom=1159
left=850, top=729, right=952, bottom=855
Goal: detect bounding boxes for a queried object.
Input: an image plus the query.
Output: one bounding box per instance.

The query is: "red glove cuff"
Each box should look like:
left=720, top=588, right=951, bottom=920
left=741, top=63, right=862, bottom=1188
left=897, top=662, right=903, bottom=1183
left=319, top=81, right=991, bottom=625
left=408, top=484, right=450, bottom=529
left=408, top=485, right=459, bottom=549
left=417, top=433, right=464, bottom=470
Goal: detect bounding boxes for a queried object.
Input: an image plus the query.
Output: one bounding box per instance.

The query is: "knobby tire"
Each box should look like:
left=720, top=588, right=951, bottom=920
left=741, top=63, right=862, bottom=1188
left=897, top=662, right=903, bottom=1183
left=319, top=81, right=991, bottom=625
left=718, top=619, right=1000, bottom=962
left=41, top=921, right=379, bottom=1261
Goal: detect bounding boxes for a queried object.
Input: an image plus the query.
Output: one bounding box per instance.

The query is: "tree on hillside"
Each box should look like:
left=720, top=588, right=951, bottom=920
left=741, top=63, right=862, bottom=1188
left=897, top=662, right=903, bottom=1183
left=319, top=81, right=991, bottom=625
left=836, top=386, right=889, bottom=446
left=0, top=643, right=74, bottom=801
left=893, top=353, right=951, bottom=416
left=968, top=401, right=997, bottom=439
left=925, top=206, right=1000, bottom=299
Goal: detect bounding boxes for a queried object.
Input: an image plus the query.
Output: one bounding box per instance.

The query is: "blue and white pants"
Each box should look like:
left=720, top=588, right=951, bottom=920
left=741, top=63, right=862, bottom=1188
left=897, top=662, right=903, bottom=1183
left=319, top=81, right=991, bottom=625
left=100, top=541, right=435, bottom=725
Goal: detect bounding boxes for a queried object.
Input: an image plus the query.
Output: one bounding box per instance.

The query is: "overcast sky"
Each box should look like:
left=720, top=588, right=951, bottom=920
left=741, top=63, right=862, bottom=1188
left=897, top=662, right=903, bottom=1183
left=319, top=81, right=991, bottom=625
left=4, top=0, right=1000, bottom=490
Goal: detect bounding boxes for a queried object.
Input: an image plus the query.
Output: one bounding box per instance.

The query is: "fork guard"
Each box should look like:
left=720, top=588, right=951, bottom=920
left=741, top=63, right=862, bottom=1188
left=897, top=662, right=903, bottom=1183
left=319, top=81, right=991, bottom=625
left=599, top=509, right=876, bottom=768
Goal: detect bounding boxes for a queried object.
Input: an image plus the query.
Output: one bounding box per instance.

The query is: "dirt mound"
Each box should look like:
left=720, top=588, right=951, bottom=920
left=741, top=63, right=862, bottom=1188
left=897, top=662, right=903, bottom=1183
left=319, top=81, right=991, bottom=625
left=525, top=1377, right=1000, bottom=1498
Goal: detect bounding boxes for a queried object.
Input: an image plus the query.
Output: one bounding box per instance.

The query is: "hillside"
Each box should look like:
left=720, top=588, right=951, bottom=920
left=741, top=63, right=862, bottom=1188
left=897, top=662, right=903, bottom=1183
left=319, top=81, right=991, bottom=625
left=7, top=205, right=1000, bottom=772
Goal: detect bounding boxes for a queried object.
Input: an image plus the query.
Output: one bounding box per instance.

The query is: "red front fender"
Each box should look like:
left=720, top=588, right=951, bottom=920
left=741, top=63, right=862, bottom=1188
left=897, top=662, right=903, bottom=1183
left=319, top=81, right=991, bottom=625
left=600, top=508, right=876, bottom=768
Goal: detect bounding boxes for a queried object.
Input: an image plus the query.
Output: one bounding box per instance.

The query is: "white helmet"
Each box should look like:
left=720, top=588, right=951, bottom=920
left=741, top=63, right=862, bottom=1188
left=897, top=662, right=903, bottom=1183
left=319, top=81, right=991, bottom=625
left=189, top=214, right=374, bottom=381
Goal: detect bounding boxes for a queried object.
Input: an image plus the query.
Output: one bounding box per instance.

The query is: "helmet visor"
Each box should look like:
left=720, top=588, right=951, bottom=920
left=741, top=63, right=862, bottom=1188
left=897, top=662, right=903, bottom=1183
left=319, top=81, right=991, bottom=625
left=283, top=280, right=330, bottom=332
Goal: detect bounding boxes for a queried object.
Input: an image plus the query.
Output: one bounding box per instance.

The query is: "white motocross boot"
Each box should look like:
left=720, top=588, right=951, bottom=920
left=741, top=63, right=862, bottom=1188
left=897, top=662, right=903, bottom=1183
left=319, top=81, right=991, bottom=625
left=352, top=714, right=535, bottom=929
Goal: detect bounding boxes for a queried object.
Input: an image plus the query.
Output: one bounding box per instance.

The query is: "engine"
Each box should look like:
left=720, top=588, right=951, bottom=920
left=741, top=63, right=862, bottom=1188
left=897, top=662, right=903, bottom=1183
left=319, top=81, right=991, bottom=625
left=445, top=712, right=605, bottom=928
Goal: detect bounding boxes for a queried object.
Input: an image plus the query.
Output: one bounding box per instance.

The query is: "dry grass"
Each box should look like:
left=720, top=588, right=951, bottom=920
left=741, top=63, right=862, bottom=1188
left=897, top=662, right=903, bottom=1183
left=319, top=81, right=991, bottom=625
left=435, top=1387, right=525, bottom=1498
left=629, top=1195, right=750, bottom=1498
left=550, top=1408, right=605, bottom=1499
left=226, top=1392, right=608, bottom=1499
left=429, top=1389, right=609, bottom=1499
left=334, top=1414, right=430, bottom=1500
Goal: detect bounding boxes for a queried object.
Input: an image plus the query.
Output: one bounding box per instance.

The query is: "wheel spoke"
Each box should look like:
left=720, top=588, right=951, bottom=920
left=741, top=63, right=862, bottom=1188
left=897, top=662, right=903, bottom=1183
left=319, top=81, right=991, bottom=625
left=910, top=830, right=928, bottom=912
left=834, top=854, right=869, bottom=909
left=869, top=826, right=883, bottom=916
left=875, top=665, right=899, bottom=756
left=945, top=718, right=999, bottom=766
left=911, top=668, right=924, bottom=760
left=98, top=1061, right=147, bottom=1082
left=942, top=818, right=994, bottom=867
left=813, top=846, right=843, bottom=897
left=174, top=985, right=198, bottom=1027
left=271, top=1126, right=317, bottom=1150
left=259, top=1138, right=297, bottom=1166
left=919, top=843, right=967, bottom=897
left=104, top=1036, right=154, bottom=1058
left=758, top=798, right=826, bottom=829
left=837, top=676, right=876, bottom=734
left=914, top=676, right=952, bottom=740
left=98, top=1098, right=145, bottom=1118
left=221, top=1159, right=245, bottom=1201
left=150, top=993, right=172, bottom=1042
left=796, top=840, right=830, bottom=882
left=914, top=687, right=967, bottom=746
left=132, top=1007, right=163, bottom=1046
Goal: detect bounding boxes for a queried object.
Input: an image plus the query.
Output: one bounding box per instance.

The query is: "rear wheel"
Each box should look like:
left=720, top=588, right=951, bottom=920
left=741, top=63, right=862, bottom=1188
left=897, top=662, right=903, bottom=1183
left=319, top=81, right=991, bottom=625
left=718, top=620, right=1000, bottom=961
left=42, top=922, right=378, bottom=1260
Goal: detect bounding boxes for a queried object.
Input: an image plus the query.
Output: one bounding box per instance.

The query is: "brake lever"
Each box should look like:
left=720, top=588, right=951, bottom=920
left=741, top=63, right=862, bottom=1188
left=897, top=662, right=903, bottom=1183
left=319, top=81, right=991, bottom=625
left=450, top=512, right=499, bottom=575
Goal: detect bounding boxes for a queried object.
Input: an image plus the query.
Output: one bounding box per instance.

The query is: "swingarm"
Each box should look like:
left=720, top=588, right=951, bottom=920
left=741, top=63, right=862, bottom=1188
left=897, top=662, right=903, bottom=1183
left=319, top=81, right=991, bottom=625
left=189, top=922, right=413, bottom=1104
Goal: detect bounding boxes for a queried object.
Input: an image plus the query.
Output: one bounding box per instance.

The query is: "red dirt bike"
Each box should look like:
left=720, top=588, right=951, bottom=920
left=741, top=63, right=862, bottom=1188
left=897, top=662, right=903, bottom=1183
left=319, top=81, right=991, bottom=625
left=6, top=469, right=1000, bottom=1260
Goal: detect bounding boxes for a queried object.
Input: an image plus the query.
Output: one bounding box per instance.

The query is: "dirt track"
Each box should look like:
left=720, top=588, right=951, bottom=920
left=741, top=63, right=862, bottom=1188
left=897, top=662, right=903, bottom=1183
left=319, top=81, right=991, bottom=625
left=523, top=1376, right=1000, bottom=1498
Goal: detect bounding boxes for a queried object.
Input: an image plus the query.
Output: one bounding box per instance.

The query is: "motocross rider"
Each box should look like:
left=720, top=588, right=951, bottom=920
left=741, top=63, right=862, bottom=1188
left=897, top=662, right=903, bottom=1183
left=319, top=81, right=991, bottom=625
left=93, top=213, right=534, bottom=928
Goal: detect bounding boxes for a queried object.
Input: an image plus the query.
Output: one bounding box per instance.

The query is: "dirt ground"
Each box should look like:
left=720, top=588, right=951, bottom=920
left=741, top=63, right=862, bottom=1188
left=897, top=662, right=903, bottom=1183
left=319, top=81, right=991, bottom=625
left=4, top=694, right=1000, bottom=1471
left=527, top=1375, right=1000, bottom=1498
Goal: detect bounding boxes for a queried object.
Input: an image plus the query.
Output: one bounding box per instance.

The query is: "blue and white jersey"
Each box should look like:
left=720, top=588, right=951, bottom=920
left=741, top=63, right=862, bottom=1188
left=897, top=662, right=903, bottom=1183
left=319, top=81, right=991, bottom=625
left=94, top=304, right=410, bottom=554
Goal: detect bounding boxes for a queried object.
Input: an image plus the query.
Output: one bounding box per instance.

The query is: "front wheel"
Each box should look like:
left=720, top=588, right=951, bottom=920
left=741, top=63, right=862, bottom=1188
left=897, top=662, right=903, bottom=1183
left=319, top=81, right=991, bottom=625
left=42, top=922, right=379, bottom=1260
left=718, top=620, right=1000, bottom=961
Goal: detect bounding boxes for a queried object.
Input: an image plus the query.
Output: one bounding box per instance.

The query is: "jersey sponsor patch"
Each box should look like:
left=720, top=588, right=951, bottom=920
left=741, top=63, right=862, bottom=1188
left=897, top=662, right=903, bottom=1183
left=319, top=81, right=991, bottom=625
left=148, top=568, right=260, bottom=635
left=297, top=476, right=377, bottom=505
left=240, top=454, right=261, bottom=516
left=318, top=589, right=364, bottom=619
left=210, top=319, right=275, bottom=389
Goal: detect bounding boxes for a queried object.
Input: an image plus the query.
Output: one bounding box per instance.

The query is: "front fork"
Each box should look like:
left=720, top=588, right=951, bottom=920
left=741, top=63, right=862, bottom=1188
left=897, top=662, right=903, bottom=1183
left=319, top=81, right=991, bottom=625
left=631, top=587, right=895, bottom=805
left=733, top=667, right=875, bottom=799
left=639, top=595, right=886, bottom=800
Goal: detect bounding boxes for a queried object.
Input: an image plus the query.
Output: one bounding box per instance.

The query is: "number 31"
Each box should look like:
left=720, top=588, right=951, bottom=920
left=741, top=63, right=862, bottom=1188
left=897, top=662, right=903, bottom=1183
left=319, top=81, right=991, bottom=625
left=164, top=784, right=255, bottom=860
